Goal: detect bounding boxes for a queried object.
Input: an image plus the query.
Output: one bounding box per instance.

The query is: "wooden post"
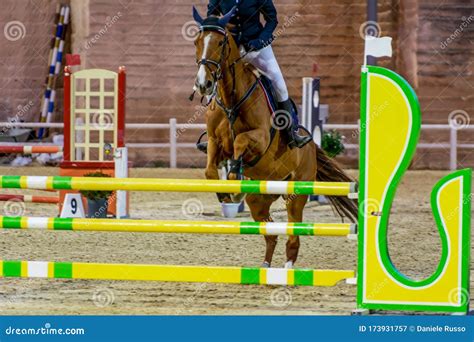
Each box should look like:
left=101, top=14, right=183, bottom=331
left=63, top=66, right=71, bottom=161
left=117, top=66, right=126, bottom=148
left=367, top=0, right=378, bottom=66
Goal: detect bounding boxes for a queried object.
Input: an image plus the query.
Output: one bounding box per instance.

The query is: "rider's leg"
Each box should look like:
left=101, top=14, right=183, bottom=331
left=243, top=46, right=311, bottom=149
left=243, top=46, right=288, bottom=101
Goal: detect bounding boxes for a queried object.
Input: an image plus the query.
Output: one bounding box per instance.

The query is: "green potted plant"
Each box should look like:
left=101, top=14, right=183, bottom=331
left=321, top=130, right=345, bottom=158
left=80, top=172, right=113, bottom=218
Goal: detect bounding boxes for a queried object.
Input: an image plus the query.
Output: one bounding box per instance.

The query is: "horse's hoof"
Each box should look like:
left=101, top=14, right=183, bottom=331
left=284, top=261, right=293, bottom=269
left=227, top=157, right=243, bottom=176
left=261, top=261, right=270, bottom=268
left=230, top=193, right=246, bottom=203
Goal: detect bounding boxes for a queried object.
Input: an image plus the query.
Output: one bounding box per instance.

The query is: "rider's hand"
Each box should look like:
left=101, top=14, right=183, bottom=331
left=248, top=39, right=265, bottom=51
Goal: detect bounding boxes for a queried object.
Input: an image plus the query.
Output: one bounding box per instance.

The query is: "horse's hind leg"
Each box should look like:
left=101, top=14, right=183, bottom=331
left=284, top=194, right=308, bottom=268
left=246, top=194, right=279, bottom=267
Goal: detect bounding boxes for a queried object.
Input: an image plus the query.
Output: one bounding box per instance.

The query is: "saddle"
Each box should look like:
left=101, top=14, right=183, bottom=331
left=252, top=69, right=279, bottom=114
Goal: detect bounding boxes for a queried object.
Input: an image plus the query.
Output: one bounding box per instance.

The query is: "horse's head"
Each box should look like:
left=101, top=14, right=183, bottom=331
left=192, top=6, right=236, bottom=96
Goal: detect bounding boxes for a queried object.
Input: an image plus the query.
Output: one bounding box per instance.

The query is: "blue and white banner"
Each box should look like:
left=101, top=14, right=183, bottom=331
left=0, top=316, right=472, bottom=342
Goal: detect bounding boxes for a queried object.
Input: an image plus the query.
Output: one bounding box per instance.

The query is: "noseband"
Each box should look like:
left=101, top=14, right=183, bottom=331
left=196, top=25, right=230, bottom=88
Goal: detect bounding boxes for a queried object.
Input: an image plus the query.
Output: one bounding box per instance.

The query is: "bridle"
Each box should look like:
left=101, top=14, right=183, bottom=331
left=192, top=25, right=259, bottom=125
left=195, top=25, right=230, bottom=98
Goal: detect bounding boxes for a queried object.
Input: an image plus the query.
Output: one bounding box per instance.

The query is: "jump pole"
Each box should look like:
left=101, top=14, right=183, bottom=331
left=0, top=260, right=354, bottom=287
left=0, top=176, right=357, bottom=197
left=0, top=195, right=59, bottom=204
left=0, top=216, right=357, bottom=236
left=0, top=145, right=63, bottom=154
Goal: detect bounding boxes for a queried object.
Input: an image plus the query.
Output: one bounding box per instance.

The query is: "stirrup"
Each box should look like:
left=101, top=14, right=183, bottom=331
left=288, top=132, right=312, bottom=149
left=196, top=131, right=208, bottom=154
left=196, top=142, right=208, bottom=153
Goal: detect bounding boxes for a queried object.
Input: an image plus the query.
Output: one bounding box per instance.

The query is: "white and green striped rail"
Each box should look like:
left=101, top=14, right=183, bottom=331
left=0, top=176, right=357, bottom=196
left=0, top=260, right=355, bottom=287
left=0, top=216, right=357, bottom=236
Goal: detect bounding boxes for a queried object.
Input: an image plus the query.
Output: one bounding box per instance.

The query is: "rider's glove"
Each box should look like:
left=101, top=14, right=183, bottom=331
left=247, top=39, right=265, bottom=51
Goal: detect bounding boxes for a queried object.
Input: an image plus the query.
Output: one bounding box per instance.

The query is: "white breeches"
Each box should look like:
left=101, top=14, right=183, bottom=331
left=241, top=45, right=289, bottom=102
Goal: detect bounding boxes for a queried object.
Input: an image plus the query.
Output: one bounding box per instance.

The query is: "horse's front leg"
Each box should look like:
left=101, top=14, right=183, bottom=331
left=205, top=137, right=232, bottom=203
left=228, top=128, right=269, bottom=179
left=205, top=136, right=219, bottom=180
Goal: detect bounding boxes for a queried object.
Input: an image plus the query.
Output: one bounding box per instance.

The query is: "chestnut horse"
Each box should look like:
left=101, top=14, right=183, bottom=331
left=192, top=8, right=357, bottom=268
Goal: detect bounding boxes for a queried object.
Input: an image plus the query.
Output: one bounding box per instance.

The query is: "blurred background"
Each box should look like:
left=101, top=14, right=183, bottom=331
left=0, top=0, right=472, bottom=168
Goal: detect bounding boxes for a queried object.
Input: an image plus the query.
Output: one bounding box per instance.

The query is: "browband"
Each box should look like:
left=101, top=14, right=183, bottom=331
left=200, top=25, right=227, bottom=35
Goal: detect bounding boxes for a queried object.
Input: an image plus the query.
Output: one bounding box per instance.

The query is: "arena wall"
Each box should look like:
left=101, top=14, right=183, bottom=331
left=0, top=0, right=472, bottom=168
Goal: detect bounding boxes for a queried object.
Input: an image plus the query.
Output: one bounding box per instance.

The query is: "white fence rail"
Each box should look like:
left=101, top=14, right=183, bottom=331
left=1, top=120, right=471, bottom=170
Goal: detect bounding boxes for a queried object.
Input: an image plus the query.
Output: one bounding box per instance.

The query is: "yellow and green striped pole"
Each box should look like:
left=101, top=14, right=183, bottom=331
left=0, top=260, right=355, bottom=287
left=0, top=217, right=357, bottom=236
left=0, top=176, right=357, bottom=196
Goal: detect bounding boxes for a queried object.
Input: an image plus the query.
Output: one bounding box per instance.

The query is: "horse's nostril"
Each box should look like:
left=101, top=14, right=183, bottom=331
left=206, top=80, right=213, bottom=89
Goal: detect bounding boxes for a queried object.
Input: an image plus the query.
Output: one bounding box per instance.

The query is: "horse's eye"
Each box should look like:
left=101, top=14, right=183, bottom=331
left=218, top=40, right=224, bottom=46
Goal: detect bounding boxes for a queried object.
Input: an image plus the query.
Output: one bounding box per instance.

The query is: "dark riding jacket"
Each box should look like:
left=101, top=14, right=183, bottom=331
left=207, top=0, right=278, bottom=50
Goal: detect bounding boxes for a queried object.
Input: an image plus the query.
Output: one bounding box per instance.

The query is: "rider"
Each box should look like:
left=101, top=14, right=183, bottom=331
left=207, top=0, right=312, bottom=149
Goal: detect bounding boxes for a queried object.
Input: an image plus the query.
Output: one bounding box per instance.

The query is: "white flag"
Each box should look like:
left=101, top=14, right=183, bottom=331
left=364, top=36, right=392, bottom=63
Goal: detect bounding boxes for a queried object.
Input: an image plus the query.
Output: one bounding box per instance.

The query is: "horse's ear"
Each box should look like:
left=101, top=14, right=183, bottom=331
left=193, top=6, right=204, bottom=24
left=218, top=6, right=236, bottom=27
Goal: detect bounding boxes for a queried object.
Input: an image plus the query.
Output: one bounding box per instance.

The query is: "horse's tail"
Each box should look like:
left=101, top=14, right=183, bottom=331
left=315, top=145, right=358, bottom=222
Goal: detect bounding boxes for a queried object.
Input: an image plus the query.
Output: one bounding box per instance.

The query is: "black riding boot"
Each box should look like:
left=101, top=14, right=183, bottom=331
left=277, top=99, right=312, bottom=149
